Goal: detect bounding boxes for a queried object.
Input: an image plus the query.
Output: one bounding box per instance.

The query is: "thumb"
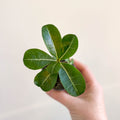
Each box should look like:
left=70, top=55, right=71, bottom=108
left=46, top=89, right=78, bottom=109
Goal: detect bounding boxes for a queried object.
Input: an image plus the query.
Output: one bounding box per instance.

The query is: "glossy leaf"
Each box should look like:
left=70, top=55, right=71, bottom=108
left=60, top=34, right=78, bottom=60
left=59, top=63, right=86, bottom=96
left=42, top=24, right=62, bottom=58
left=46, top=62, right=61, bottom=73
left=23, top=49, right=56, bottom=70
left=23, top=24, right=85, bottom=97
left=34, top=62, right=60, bottom=91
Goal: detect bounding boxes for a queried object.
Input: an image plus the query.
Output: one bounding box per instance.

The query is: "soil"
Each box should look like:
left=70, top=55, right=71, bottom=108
left=54, top=75, right=64, bottom=90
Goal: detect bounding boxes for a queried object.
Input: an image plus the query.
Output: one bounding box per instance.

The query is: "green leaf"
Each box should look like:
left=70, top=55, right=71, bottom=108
left=60, top=34, right=78, bottom=60
left=34, top=69, right=58, bottom=91
left=23, top=49, right=56, bottom=70
left=42, top=24, right=62, bottom=58
left=59, top=63, right=86, bottom=96
left=34, top=62, right=60, bottom=91
left=46, top=62, right=61, bottom=73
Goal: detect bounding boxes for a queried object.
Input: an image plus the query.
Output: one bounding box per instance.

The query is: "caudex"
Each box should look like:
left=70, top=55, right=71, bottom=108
left=23, top=24, right=86, bottom=96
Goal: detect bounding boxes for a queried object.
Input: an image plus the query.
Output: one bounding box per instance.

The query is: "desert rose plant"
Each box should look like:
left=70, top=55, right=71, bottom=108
left=23, top=24, right=86, bottom=96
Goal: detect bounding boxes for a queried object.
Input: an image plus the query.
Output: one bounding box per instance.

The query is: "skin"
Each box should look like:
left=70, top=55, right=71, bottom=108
left=47, top=60, right=108, bottom=120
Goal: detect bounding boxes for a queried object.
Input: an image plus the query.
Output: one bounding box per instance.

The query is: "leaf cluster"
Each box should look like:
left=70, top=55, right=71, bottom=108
left=23, top=24, right=86, bottom=96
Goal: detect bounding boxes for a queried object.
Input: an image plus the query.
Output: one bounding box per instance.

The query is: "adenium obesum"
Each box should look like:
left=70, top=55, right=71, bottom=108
left=23, top=24, right=86, bottom=96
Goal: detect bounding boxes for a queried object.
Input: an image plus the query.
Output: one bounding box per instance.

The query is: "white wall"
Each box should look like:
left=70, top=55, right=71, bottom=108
left=0, top=0, right=120, bottom=120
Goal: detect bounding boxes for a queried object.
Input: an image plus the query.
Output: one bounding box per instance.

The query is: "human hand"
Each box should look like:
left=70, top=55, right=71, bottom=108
left=47, top=60, right=107, bottom=120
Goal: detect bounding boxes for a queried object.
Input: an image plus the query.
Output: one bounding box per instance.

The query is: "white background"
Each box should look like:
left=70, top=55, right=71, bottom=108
left=0, top=0, right=120, bottom=120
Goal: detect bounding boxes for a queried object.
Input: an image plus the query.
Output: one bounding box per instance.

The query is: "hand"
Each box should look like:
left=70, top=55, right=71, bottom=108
left=47, top=60, right=107, bottom=120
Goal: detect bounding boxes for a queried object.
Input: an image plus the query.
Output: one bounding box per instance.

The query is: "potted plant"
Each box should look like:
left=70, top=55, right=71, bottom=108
left=23, top=24, right=86, bottom=96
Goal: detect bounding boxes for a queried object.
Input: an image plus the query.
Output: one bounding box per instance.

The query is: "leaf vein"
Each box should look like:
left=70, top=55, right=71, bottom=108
left=51, top=62, right=58, bottom=73
left=41, top=74, right=51, bottom=86
left=60, top=36, right=75, bottom=59
left=60, top=63, right=79, bottom=94
left=46, top=27, right=58, bottom=58
left=24, top=59, right=56, bottom=61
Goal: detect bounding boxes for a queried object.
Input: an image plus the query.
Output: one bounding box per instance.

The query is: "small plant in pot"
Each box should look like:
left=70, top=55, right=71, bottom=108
left=23, top=24, right=86, bottom=97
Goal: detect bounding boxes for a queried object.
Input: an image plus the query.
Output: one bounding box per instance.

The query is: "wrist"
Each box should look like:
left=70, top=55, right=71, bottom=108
left=70, top=114, right=107, bottom=120
left=70, top=109, right=107, bottom=120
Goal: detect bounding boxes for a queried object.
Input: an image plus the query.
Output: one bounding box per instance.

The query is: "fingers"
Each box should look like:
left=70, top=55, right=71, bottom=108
left=74, top=59, right=97, bottom=86
left=46, top=60, right=99, bottom=108
left=46, top=89, right=80, bottom=109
